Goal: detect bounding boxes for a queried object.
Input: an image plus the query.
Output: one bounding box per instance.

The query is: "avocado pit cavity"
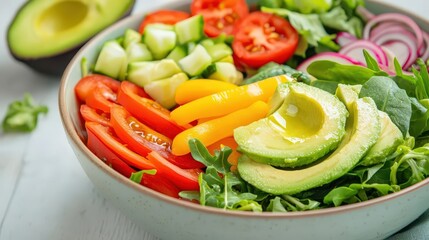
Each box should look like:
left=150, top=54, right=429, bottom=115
left=37, top=1, right=88, bottom=35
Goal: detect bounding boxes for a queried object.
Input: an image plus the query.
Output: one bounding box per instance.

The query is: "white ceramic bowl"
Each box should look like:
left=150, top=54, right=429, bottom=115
left=59, top=1, right=429, bottom=239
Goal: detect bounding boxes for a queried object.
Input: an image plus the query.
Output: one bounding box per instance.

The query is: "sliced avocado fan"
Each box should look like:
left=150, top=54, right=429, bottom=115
left=234, top=82, right=348, bottom=168
left=237, top=97, right=381, bottom=195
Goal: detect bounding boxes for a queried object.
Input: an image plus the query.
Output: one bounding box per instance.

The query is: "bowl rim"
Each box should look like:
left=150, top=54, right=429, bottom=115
left=59, top=0, right=429, bottom=219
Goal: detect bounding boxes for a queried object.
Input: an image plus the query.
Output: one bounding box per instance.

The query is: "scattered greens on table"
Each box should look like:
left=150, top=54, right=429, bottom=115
left=180, top=52, right=429, bottom=212
left=2, top=93, right=48, bottom=132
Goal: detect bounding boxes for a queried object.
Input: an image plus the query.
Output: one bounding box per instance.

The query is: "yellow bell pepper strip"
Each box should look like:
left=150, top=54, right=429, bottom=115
left=175, top=79, right=237, bottom=105
left=171, top=75, right=287, bottom=126
left=172, top=101, right=269, bottom=156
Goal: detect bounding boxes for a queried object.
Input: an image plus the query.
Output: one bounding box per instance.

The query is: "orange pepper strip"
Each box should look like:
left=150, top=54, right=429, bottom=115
left=172, top=101, right=269, bottom=156
left=170, top=75, right=286, bottom=126
left=207, top=137, right=240, bottom=172
left=175, top=79, right=238, bottom=105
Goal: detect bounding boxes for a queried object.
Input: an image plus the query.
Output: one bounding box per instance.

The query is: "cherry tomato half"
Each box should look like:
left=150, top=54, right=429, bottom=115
left=232, top=11, right=299, bottom=68
left=86, top=122, right=180, bottom=198
left=191, top=0, right=249, bottom=37
left=138, top=10, right=191, bottom=33
left=110, top=105, right=205, bottom=169
left=85, top=122, right=155, bottom=170
left=117, top=81, right=188, bottom=139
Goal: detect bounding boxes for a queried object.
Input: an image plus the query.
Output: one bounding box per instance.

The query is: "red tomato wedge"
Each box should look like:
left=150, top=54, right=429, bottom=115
left=147, top=151, right=200, bottom=191
left=110, top=105, right=205, bottom=169
left=85, top=122, right=155, bottom=170
left=80, top=104, right=111, bottom=127
left=191, top=0, right=249, bottom=37
left=75, top=74, right=120, bottom=102
left=232, top=11, right=299, bottom=68
left=138, top=10, right=191, bottom=33
left=117, top=81, right=188, bottom=139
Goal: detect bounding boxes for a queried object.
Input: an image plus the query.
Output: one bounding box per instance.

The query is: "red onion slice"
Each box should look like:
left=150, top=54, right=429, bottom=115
left=297, top=52, right=363, bottom=74
left=335, top=32, right=358, bottom=47
left=372, top=33, right=418, bottom=69
left=339, top=40, right=388, bottom=66
left=421, top=31, right=429, bottom=61
left=363, top=13, right=424, bottom=53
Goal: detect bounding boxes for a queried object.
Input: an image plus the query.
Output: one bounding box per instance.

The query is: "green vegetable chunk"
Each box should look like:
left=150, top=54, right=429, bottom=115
left=2, top=94, right=48, bottom=132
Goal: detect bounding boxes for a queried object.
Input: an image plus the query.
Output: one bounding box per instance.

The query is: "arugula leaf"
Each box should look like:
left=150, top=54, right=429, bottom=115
left=359, top=76, right=412, bottom=136
left=363, top=49, right=382, bottom=72
left=186, top=139, right=262, bottom=211
left=323, top=187, right=358, bottom=206
left=2, top=93, right=48, bottom=132
left=188, top=138, right=231, bottom=174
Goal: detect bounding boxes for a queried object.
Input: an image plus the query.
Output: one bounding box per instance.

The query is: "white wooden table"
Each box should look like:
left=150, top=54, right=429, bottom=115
left=1, top=0, right=429, bottom=239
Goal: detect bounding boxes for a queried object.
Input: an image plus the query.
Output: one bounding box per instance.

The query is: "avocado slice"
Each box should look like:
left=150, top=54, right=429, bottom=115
left=335, top=84, right=403, bottom=166
left=237, top=97, right=381, bottom=195
left=7, top=0, right=135, bottom=76
left=234, top=82, right=348, bottom=167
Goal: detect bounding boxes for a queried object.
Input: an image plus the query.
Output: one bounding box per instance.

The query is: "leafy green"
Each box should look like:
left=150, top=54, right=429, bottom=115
left=241, top=62, right=311, bottom=85
left=2, top=94, right=48, bottom=132
left=183, top=139, right=262, bottom=211
left=320, top=6, right=363, bottom=37
left=307, top=60, right=383, bottom=84
left=283, top=0, right=332, bottom=14
left=359, top=76, right=411, bottom=136
left=129, top=169, right=157, bottom=183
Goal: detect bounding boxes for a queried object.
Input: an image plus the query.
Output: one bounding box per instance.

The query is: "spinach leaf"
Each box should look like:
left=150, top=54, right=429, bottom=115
left=241, top=62, right=311, bottom=85
left=359, top=76, right=411, bottom=136
left=307, top=60, right=385, bottom=84
left=310, top=80, right=339, bottom=94
left=409, top=97, right=429, bottom=137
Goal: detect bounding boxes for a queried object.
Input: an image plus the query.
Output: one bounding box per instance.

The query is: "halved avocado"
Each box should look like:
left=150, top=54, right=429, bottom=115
left=234, top=82, right=348, bottom=167
left=7, top=0, right=135, bottom=76
left=237, top=97, right=381, bottom=195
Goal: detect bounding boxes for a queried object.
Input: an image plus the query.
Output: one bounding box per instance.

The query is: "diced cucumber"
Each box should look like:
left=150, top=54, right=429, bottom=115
left=175, top=15, right=204, bottom=44
left=144, top=73, right=189, bottom=109
left=200, top=39, right=215, bottom=48
left=94, top=40, right=127, bottom=80
left=204, top=43, right=232, bottom=62
left=144, top=23, right=175, bottom=32
left=143, top=27, right=176, bottom=59
left=127, top=59, right=182, bottom=87
left=166, top=45, right=187, bottom=62
left=207, top=62, right=243, bottom=85
left=126, top=42, right=153, bottom=63
left=123, top=29, right=142, bottom=49
left=178, top=44, right=212, bottom=76
left=187, top=42, right=197, bottom=54
left=217, top=55, right=234, bottom=63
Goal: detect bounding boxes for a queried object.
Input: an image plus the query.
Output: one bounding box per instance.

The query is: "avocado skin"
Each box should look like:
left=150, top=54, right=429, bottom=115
left=6, top=0, right=135, bottom=76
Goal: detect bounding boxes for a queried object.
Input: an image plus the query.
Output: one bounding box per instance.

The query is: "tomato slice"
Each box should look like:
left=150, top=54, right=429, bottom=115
left=117, top=81, right=188, bottom=139
left=85, top=84, right=117, bottom=113
left=86, top=123, right=180, bottom=198
left=110, top=105, right=205, bottom=169
left=86, top=122, right=136, bottom=177
left=147, top=151, right=200, bottom=191
left=80, top=104, right=111, bottom=127
left=191, top=0, right=249, bottom=37
left=75, top=74, right=120, bottom=102
left=138, top=10, right=191, bottom=33
left=232, top=11, right=299, bottom=68
left=85, top=122, right=155, bottom=170
left=141, top=174, right=181, bottom=198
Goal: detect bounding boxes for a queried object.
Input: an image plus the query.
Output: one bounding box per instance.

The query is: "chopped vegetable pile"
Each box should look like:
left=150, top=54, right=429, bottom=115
left=75, top=0, right=429, bottom=212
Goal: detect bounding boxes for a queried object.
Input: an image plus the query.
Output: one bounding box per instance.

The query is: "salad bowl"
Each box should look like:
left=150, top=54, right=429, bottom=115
left=59, top=0, right=429, bottom=239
